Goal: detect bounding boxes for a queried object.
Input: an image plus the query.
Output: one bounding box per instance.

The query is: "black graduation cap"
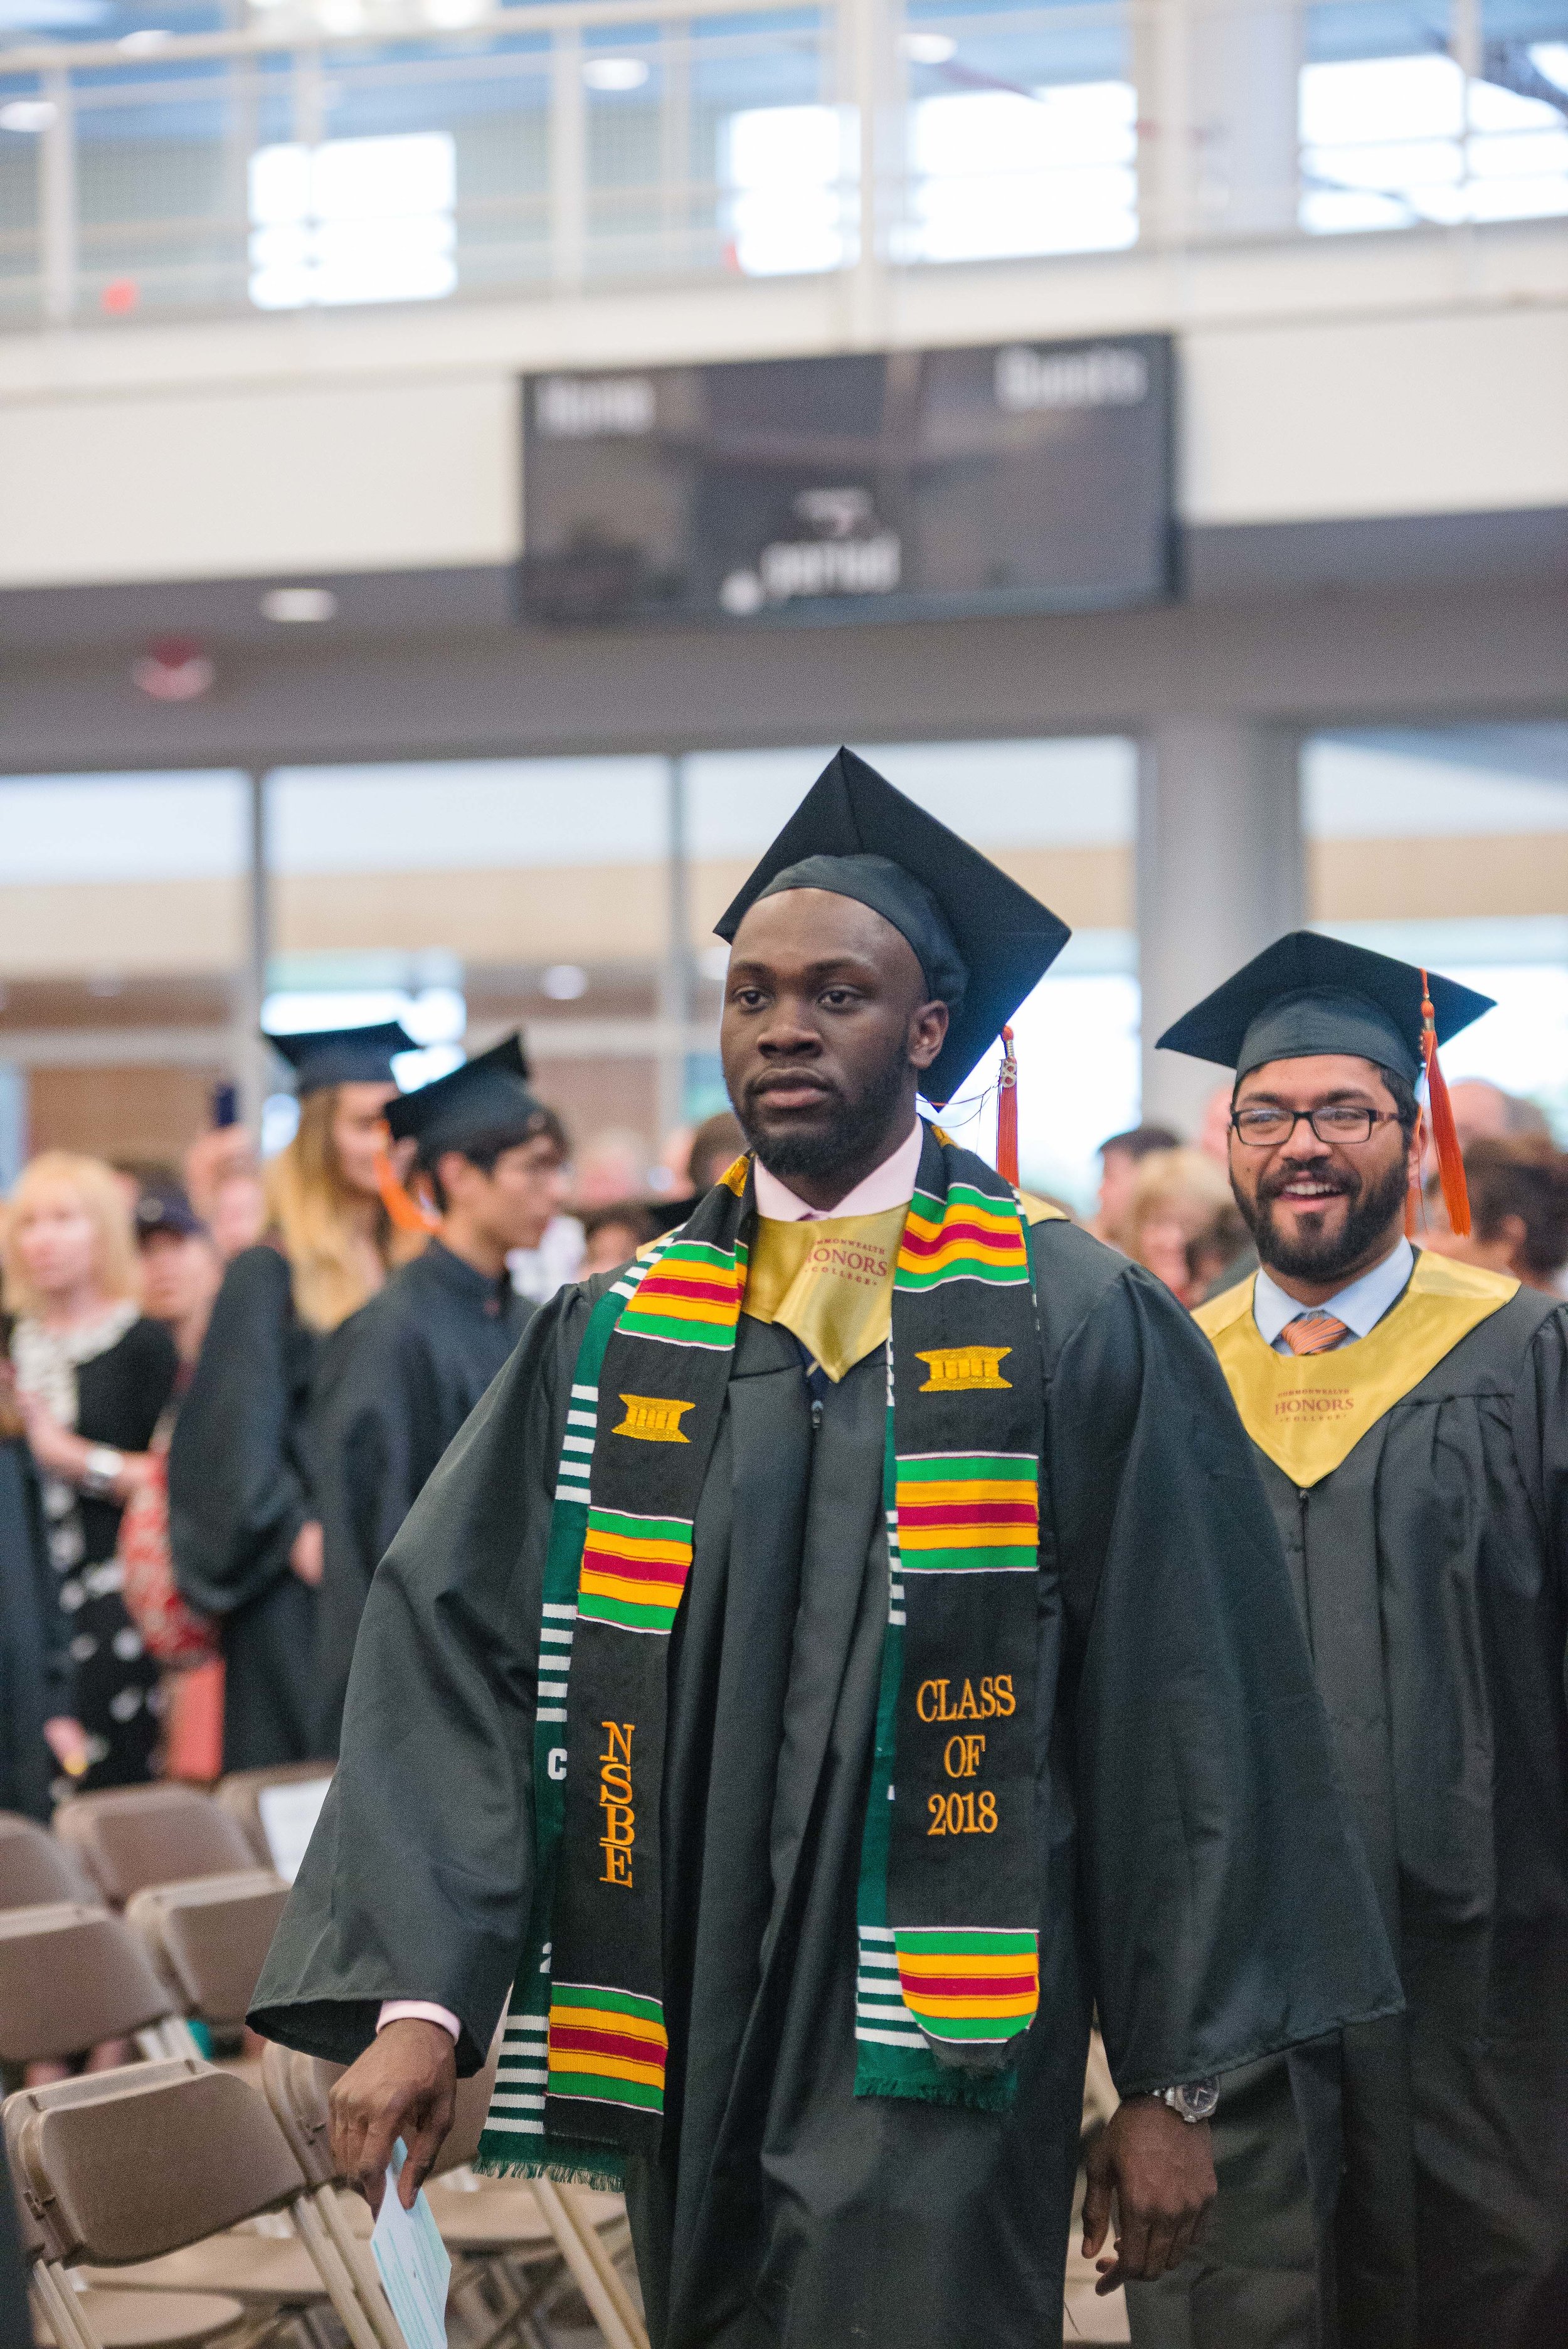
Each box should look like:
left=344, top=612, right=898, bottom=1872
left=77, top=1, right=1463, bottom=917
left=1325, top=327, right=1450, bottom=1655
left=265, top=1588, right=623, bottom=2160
left=712, top=746, right=1071, bottom=1104
left=1155, top=931, right=1493, bottom=1087
left=265, top=1021, right=416, bottom=1096
left=384, top=1033, right=546, bottom=1162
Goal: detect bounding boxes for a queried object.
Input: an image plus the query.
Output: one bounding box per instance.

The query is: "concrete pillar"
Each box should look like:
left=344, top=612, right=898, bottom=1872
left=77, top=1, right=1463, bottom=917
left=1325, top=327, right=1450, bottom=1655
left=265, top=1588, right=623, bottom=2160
left=1137, top=716, right=1304, bottom=1133
left=230, top=768, right=275, bottom=1133
left=1133, top=0, right=1303, bottom=248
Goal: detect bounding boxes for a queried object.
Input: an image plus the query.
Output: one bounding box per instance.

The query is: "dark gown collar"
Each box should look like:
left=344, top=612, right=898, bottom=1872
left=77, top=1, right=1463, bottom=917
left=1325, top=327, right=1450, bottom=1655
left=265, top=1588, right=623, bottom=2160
left=421, top=1238, right=516, bottom=1321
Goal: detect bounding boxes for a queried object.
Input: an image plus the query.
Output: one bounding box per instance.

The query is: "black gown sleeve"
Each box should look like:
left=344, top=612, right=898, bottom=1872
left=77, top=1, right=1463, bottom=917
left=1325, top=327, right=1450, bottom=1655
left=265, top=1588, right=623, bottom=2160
left=1512, top=1302, right=1568, bottom=1669
left=1041, top=1241, right=1404, bottom=2094
left=250, top=1287, right=584, bottom=2072
left=168, top=1246, right=311, bottom=1618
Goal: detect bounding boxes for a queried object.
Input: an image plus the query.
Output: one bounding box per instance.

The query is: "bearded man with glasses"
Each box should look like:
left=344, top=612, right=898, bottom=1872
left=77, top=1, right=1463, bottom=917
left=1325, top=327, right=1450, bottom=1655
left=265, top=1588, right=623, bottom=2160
left=1137, top=931, right=1568, bottom=2349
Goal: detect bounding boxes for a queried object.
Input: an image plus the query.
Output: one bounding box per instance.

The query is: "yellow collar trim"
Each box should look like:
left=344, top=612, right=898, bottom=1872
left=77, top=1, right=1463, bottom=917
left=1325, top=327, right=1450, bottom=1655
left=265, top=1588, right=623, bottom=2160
left=1194, top=1249, right=1518, bottom=1488
left=743, top=1207, right=908, bottom=1382
left=742, top=1189, right=1067, bottom=1384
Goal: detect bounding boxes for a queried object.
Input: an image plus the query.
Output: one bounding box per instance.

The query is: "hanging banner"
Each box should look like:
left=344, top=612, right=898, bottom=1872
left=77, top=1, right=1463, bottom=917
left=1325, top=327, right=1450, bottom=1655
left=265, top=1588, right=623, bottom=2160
left=519, top=335, right=1176, bottom=626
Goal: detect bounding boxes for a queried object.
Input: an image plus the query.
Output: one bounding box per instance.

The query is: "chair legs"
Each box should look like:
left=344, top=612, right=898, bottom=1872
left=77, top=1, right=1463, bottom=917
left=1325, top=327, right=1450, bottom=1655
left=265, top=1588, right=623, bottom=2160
left=528, top=2183, right=647, bottom=2349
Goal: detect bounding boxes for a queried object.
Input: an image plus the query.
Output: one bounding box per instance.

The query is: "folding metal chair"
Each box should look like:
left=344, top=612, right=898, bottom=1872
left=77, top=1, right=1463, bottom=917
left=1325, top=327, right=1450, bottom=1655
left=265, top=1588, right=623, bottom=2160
left=54, top=1793, right=256, bottom=1911
left=125, top=1875, right=290, bottom=2071
left=261, top=2036, right=648, bottom=2349
left=2, top=2060, right=379, bottom=2349
left=213, top=1771, right=333, bottom=1885
left=8, top=2099, right=245, bottom=2349
left=0, top=1907, right=185, bottom=2072
left=0, top=1816, right=97, bottom=1914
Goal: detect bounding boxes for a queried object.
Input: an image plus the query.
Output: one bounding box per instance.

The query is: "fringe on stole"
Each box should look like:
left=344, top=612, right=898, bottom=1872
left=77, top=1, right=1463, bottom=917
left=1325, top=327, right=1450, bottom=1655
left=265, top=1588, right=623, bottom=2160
left=472, top=2141, right=627, bottom=2193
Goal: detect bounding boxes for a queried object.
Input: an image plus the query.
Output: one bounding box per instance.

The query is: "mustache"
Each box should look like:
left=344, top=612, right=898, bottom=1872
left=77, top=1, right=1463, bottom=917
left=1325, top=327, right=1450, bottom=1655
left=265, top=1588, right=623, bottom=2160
left=744, top=1068, right=842, bottom=1108
left=1259, top=1165, right=1355, bottom=1204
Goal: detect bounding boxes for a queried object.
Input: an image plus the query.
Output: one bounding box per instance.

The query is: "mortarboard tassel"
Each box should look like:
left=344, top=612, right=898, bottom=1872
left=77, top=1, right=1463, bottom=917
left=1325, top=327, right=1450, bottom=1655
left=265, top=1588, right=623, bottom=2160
left=996, top=1024, right=1019, bottom=1189
left=1419, top=968, right=1470, bottom=1238
left=375, top=1143, right=440, bottom=1236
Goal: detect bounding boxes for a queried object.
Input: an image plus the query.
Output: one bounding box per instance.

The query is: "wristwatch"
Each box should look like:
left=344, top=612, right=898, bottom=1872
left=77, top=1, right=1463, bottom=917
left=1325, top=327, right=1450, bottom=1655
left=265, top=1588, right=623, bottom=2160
left=79, top=1445, right=125, bottom=1498
left=1150, top=2079, right=1219, bottom=2124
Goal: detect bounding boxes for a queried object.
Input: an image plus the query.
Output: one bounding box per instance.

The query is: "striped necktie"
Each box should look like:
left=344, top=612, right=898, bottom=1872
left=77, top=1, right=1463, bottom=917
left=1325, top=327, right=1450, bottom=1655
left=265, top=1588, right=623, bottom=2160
left=1282, top=1309, right=1350, bottom=1357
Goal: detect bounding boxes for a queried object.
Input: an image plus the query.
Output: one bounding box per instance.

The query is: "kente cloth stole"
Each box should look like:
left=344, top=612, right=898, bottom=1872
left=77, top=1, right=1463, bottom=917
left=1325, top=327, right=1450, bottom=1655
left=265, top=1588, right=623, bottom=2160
left=474, top=1125, right=1047, bottom=2188
left=1195, top=1249, right=1517, bottom=1489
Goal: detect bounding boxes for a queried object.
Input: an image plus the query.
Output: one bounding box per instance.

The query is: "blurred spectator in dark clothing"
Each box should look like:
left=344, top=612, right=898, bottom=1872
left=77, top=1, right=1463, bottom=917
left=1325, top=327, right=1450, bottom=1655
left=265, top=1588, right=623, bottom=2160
left=135, top=1184, right=223, bottom=1369
left=1, top=2140, right=29, bottom=2349
left=580, top=1199, right=664, bottom=1278
left=1424, top=1135, right=1568, bottom=1294
left=1090, top=1121, right=1182, bottom=1246
left=184, top=1125, right=268, bottom=1261
left=0, top=1336, right=82, bottom=1816
left=3, top=1152, right=178, bottom=1788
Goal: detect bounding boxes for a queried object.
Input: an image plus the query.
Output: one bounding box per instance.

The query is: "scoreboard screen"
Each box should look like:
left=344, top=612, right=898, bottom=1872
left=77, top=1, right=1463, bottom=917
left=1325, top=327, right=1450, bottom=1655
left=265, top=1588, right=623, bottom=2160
left=519, top=336, right=1175, bottom=627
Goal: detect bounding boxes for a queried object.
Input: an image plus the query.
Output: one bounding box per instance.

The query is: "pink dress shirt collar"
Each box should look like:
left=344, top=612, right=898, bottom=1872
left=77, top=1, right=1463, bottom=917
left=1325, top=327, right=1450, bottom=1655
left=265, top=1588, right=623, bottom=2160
left=751, top=1119, right=924, bottom=1222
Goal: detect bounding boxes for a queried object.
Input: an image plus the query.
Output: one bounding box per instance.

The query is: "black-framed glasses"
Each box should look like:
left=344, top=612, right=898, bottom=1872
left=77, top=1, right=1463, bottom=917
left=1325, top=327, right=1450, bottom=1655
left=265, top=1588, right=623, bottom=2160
left=1231, top=1105, right=1399, bottom=1148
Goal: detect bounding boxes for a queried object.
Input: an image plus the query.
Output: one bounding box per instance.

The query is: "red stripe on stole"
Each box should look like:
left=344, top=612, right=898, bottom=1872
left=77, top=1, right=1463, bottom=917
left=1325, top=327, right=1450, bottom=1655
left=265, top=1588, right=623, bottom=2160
left=899, top=1972, right=1037, bottom=1999
left=898, top=1502, right=1036, bottom=1530
left=899, top=1217, right=1023, bottom=1260
left=634, top=1273, right=738, bottom=1304
left=581, top=1551, right=689, bottom=1589
left=551, top=2025, right=667, bottom=2068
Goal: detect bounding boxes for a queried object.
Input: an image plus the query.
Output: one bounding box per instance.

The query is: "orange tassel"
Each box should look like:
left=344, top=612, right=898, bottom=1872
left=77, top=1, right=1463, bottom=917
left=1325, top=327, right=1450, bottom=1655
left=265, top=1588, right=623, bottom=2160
left=996, top=1024, right=1019, bottom=1189
left=375, top=1145, right=440, bottom=1236
left=1419, top=969, right=1470, bottom=1238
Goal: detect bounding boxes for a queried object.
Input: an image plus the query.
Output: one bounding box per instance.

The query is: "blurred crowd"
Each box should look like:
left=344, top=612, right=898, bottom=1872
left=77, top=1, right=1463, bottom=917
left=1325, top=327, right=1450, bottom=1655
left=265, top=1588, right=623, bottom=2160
left=2, top=1059, right=1563, bottom=1820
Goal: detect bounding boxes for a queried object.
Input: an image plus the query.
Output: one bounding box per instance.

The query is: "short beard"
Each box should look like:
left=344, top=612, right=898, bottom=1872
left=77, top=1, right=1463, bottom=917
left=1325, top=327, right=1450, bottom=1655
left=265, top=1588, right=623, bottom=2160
left=1237, top=1149, right=1410, bottom=1283
left=743, top=1050, right=911, bottom=1189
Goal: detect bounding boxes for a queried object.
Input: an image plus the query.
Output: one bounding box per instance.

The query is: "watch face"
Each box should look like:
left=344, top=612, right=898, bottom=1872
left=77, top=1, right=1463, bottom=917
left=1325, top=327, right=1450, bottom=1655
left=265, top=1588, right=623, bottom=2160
left=1175, top=2079, right=1220, bottom=2123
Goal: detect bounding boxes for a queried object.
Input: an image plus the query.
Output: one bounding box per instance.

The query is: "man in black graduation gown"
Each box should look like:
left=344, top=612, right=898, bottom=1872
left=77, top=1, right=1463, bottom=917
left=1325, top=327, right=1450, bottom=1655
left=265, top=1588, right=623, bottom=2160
left=312, top=1037, right=559, bottom=1751
left=252, top=753, right=1400, bottom=2349
left=1135, top=932, right=1568, bottom=2349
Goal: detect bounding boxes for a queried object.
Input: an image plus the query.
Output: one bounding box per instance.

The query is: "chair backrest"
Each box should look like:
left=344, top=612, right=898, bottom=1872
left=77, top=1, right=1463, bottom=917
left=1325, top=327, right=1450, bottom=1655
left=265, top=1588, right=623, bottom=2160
left=124, top=1872, right=290, bottom=2032
left=0, top=1815, right=97, bottom=1914
left=54, top=1788, right=255, bottom=1907
left=215, top=1766, right=334, bottom=1881
left=4, top=2060, right=305, bottom=2267
left=260, top=2018, right=501, bottom=2187
left=0, top=1906, right=172, bottom=2067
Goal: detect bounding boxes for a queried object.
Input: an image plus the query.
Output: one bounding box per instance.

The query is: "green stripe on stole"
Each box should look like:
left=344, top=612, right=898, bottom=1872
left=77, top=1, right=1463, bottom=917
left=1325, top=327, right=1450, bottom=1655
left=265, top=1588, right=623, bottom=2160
left=475, top=1127, right=1046, bottom=2186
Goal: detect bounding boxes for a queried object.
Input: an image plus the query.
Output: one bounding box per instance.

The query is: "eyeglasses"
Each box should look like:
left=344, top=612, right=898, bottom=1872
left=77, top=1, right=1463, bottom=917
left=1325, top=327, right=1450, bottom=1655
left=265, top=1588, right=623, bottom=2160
left=1231, top=1105, right=1400, bottom=1148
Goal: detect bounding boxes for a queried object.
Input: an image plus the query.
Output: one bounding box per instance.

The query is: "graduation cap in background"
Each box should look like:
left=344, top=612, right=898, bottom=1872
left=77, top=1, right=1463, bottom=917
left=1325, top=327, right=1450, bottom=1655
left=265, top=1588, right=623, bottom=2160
left=1157, top=930, right=1495, bottom=1236
left=385, top=1033, right=545, bottom=1162
left=265, top=1020, right=416, bottom=1096
left=713, top=747, right=1071, bottom=1177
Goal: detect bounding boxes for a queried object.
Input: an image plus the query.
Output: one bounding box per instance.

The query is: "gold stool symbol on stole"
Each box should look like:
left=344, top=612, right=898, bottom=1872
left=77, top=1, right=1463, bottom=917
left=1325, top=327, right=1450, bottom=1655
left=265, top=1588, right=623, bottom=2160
left=614, top=1394, right=695, bottom=1442
left=914, top=1347, right=1013, bottom=1393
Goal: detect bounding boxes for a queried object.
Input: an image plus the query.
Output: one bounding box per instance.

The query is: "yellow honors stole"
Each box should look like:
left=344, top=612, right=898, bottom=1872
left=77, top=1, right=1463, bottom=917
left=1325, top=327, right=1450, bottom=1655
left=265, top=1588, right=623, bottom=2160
left=1194, top=1250, right=1518, bottom=1488
left=743, top=1192, right=1065, bottom=1384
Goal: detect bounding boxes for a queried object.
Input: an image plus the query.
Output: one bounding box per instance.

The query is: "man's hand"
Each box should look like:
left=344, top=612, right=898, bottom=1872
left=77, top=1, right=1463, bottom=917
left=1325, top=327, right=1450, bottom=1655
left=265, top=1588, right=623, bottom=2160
left=1081, top=2097, right=1216, bottom=2295
left=329, top=2020, right=457, bottom=2214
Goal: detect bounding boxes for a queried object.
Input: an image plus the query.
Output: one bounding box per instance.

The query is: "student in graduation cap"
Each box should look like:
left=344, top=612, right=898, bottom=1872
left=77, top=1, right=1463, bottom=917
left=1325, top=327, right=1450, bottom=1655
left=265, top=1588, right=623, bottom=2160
left=1142, top=933, right=1568, bottom=2349
left=311, top=1036, right=568, bottom=1754
left=251, top=753, right=1399, bottom=2349
left=169, top=1022, right=416, bottom=1770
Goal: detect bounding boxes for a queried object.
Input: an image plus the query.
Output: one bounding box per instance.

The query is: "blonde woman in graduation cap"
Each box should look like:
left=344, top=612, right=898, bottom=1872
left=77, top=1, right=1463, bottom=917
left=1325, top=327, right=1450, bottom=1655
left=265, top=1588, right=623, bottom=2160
left=167, top=1022, right=415, bottom=1772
